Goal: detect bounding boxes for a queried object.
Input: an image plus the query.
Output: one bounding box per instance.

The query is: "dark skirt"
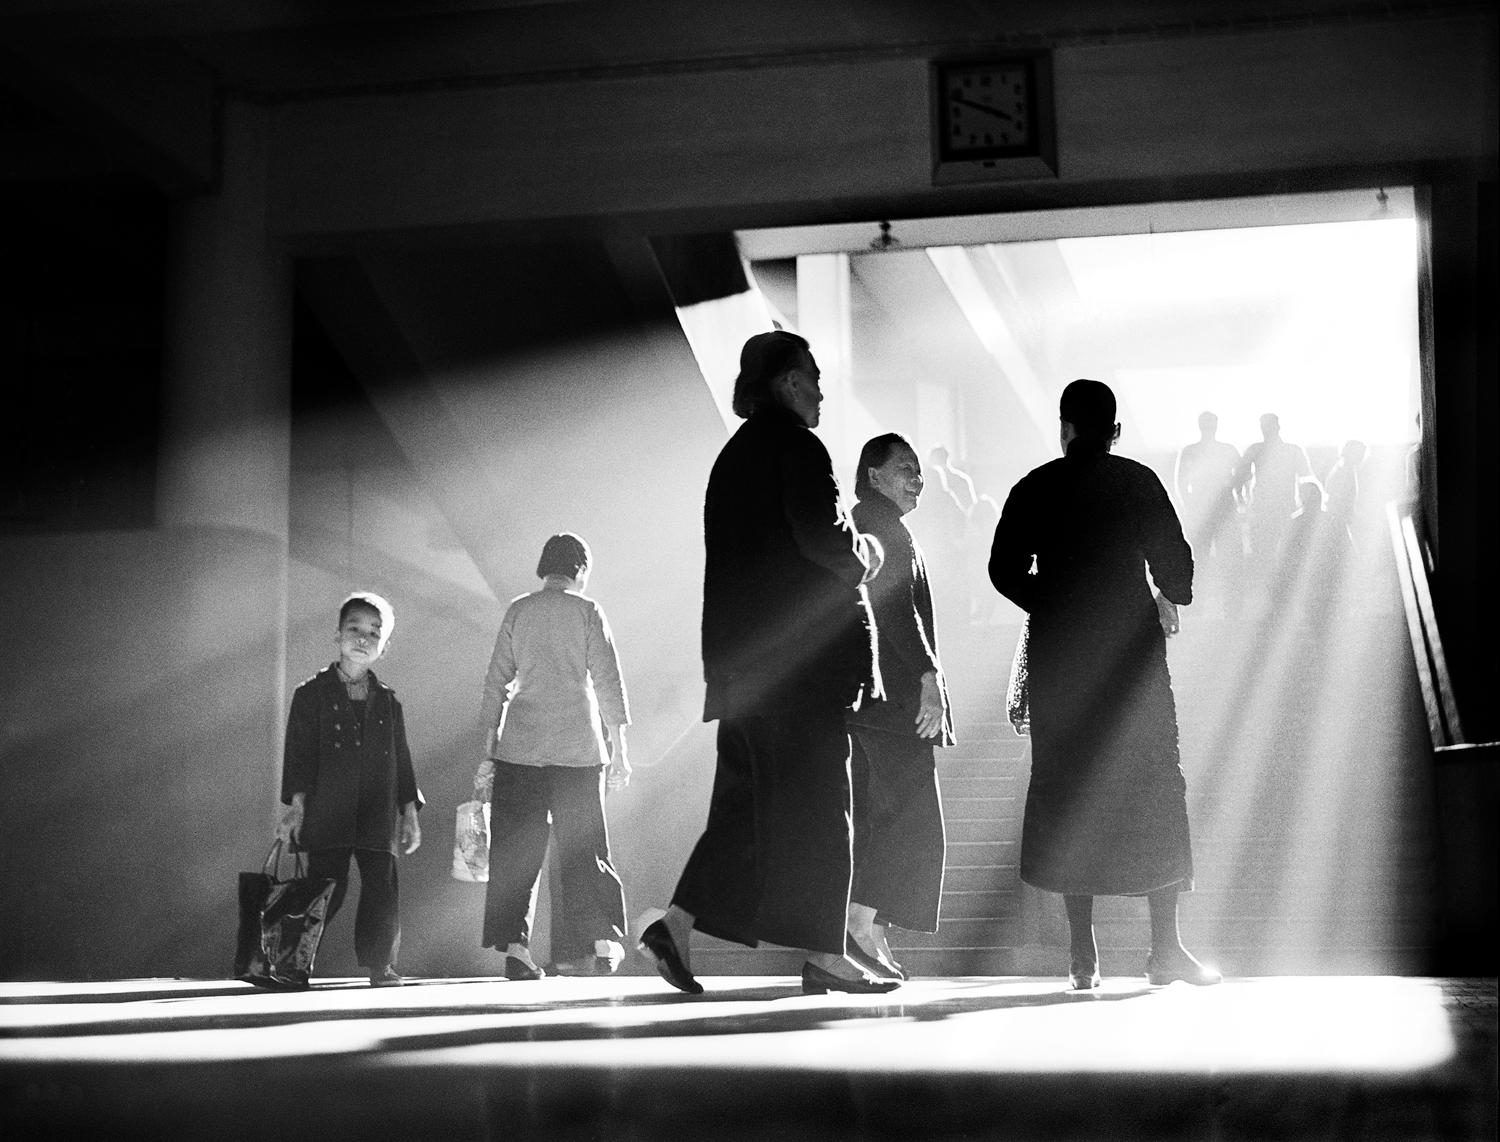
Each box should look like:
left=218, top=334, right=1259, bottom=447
left=1021, top=607, right=1194, bottom=896
left=672, top=704, right=852, bottom=955
left=849, top=726, right=945, bottom=933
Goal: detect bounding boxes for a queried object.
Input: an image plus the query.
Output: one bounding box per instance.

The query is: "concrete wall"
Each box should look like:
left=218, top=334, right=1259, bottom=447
left=0, top=4, right=1493, bottom=978
left=266, top=14, right=1496, bottom=241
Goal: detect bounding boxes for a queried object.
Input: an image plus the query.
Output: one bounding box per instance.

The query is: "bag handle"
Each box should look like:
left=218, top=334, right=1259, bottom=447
left=261, top=837, right=310, bottom=880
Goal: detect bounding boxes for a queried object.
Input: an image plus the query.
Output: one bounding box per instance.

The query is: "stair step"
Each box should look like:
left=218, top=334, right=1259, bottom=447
left=942, top=866, right=1021, bottom=892
left=945, top=818, right=1022, bottom=842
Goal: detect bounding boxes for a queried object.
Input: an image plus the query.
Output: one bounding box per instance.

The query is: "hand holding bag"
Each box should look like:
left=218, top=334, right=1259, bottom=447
left=452, top=799, right=491, bottom=882
left=235, top=839, right=337, bottom=990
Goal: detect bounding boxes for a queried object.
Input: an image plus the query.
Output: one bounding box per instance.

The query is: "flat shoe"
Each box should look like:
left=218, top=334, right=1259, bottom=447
left=801, top=961, right=900, bottom=995
left=504, top=955, right=545, bottom=981
left=1146, top=952, right=1222, bottom=986
left=551, top=955, right=617, bottom=977
left=845, top=937, right=906, bottom=981
left=1069, top=959, right=1101, bottom=990
left=639, top=919, right=703, bottom=995
left=369, top=966, right=404, bottom=988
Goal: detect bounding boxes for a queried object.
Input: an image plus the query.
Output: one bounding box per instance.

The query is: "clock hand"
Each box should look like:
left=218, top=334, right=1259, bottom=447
left=950, top=96, right=1015, bottom=123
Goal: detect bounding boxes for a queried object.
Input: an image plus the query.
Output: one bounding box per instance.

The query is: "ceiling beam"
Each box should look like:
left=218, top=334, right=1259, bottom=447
left=0, top=34, right=217, bottom=194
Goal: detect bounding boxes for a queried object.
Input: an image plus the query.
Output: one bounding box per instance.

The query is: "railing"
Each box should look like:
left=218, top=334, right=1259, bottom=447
left=1387, top=499, right=1498, bottom=764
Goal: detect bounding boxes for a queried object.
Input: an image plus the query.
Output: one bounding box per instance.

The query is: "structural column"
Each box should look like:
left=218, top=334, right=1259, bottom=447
left=157, top=99, right=292, bottom=813
left=797, top=253, right=860, bottom=474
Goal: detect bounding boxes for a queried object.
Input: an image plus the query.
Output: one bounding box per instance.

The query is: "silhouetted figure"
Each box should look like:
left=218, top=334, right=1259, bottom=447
left=930, top=445, right=978, bottom=511
left=912, top=445, right=975, bottom=629
left=1324, top=438, right=1367, bottom=549
left=1175, top=412, right=1242, bottom=598
left=640, top=331, right=896, bottom=996
left=277, top=592, right=423, bottom=988
left=1235, top=413, right=1313, bottom=573
left=475, top=533, right=631, bottom=980
left=965, top=491, right=1005, bottom=624
left=990, top=379, right=1219, bottom=989
left=1279, top=478, right=1348, bottom=619
left=845, top=433, right=955, bottom=981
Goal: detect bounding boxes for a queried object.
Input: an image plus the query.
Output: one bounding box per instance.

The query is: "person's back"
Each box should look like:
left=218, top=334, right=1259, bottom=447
left=494, top=586, right=621, bottom=767
left=989, top=378, right=1215, bottom=991
left=1325, top=440, right=1366, bottom=533
left=1246, top=439, right=1309, bottom=516
left=1003, top=451, right=1191, bottom=626
left=1177, top=439, right=1239, bottom=523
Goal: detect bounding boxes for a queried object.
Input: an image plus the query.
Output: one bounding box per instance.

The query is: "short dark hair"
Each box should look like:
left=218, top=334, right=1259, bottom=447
left=731, top=330, right=811, bottom=418
left=855, top=432, right=915, bottom=500
left=537, top=532, right=591, bottom=579
left=1060, top=378, right=1119, bottom=453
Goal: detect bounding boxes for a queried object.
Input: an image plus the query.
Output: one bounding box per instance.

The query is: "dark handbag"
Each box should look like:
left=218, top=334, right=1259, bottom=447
left=235, top=839, right=337, bottom=990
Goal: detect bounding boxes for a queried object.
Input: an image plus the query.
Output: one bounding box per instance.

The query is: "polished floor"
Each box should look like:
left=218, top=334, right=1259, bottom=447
left=0, top=974, right=1493, bottom=1140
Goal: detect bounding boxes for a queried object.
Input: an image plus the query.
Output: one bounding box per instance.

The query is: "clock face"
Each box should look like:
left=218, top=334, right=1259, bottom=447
left=939, top=61, right=1034, bottom=161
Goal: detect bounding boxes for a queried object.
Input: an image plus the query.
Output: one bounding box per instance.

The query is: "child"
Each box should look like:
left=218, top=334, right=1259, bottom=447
left=277, top=592, right=423, bottom=987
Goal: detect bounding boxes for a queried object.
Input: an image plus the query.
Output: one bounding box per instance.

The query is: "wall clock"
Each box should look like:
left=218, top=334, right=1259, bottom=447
left=931, top=55, right=1056, bottom=184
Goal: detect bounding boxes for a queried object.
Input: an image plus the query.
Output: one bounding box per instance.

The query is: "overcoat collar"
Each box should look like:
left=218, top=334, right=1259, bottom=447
left=316, top=663, right=390, bottom=696
left=855, top=489, right=905, bottom=527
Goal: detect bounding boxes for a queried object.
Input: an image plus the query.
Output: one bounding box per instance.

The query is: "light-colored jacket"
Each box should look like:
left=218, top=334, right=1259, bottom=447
left=479, top=584, right=630, bottom=767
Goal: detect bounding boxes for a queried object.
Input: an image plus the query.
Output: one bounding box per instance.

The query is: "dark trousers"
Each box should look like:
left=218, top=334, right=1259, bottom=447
left=482, top=762, right=626, bottom=961
left=305, top=847, right=400, bottom=970
left=849, top=726, right=946, bottom=933
left=672, top=704, right=853, bottom=955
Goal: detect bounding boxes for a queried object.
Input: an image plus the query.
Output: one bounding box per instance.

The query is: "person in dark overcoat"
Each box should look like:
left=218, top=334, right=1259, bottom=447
left=639, top=330, right=898, bottom=996
left=278, top=592, right=423, bottom=987
left=845, top=432, right=954, bottom=980
left=989, top=380, right=1219, bottom=989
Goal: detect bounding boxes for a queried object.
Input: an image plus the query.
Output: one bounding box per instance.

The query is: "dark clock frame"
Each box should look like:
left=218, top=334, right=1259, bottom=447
left=930, top=53, right=1057, bottom=185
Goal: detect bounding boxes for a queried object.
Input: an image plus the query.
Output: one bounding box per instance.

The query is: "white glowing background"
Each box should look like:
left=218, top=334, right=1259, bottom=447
left=1055, top=219, right=1420, bottom=451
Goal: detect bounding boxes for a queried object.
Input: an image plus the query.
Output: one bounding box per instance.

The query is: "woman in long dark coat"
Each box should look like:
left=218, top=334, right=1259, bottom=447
left=846, top=433, right=955, bottom=980
left=989, top=379, right=1220, bottom=989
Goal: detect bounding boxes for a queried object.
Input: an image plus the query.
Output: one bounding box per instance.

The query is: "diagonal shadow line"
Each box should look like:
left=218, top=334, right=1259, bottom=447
left=0, top=982, right=1155, bottom=1042
left=363, top=985, right=1160, bottom=1054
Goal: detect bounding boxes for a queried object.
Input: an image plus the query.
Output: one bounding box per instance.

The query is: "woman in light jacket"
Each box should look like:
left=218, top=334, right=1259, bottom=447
left=475, top=532, right=632, bottom=979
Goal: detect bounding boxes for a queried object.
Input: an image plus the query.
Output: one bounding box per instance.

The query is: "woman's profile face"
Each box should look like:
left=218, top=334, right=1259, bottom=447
left=774, top=350, right=823, bottom=428
left=869, top=444, right=923, bottom=516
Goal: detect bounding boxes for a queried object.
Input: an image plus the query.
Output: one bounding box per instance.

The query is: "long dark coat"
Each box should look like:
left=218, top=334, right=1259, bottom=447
left=701, top=405, right=879, bottom=720
left=847, top=491, right=954, bottom=746
left=989, top=449, right=1195, bottom=896
left=280, top=666, right=422, bottom=853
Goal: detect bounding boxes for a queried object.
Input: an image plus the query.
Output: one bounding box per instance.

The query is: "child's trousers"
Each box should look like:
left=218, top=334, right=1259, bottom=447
left=306, top=847, right=401, bottom=969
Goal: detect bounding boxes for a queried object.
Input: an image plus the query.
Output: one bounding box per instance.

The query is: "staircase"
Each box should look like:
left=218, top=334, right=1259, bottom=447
left=693, top=535, right=1435, bottom=977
